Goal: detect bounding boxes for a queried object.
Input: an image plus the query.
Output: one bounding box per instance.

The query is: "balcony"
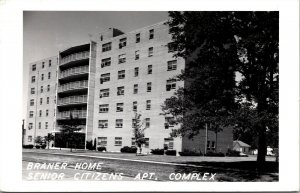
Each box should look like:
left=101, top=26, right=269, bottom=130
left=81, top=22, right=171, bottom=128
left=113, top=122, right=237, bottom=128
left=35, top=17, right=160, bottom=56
left=58, top=80, right=88, bottom=93
left=56, top=110, right=87, bottom=120
left=60, top=51, right=89, bottom=66
left=58, top=95, right=88, bottom=106
left=59, top=65, right=89, bottom=80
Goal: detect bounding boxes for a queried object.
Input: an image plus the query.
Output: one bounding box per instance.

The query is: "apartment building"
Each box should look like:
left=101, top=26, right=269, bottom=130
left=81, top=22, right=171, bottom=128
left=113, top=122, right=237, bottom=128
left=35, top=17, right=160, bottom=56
left=25, top=56, right=58, bottom=144
left=25, top=21, right=233, bottom=153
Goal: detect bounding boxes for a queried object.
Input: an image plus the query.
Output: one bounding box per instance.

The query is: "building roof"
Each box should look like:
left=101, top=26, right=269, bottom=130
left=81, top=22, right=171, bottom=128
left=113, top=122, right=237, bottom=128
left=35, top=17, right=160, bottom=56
left=233, top=140, right=251, bottom=147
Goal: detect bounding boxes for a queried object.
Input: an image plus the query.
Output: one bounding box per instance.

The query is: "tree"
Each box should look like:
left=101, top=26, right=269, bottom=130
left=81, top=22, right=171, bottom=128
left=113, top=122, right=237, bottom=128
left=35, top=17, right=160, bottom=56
left=34, top=136, right=44, bottom=146
left=59, top=113, right=83, bottom=152
left=44, top=133, right=54, bottom=149
left=132, top=112, right=147, bottom=155
left=164, top=11, right=278, bottom=165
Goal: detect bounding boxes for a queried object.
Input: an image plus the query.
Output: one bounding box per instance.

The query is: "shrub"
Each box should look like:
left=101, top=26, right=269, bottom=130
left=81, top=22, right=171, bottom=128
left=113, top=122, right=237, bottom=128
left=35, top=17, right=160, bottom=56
left=23, top=145, right=34, bottom=149
left=226, top=149, right=241, bottom=157
left=35, top=145, right=41, bottom=149
left=97, top=146, right=107, bottom=152
left=150, top=148, right=164, bottom=155
left=165, top=150, right=177, bottom=156
left=179, top=150, right=202, bottom=156
left=86, top=140, right=94, bottom=150
left=120, top=146, right=137, bottom=153
left=41, top=144, right=46, bottom=149
left=205, top=151, right=225, bottom=157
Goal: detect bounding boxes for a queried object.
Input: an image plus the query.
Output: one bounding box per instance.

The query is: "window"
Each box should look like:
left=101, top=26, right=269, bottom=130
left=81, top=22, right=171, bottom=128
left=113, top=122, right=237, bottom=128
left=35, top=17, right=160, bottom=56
left=47, top=85, right=50, bottom=92
left=47, top=97, right=49, bottom=104
left=149, top=29, right=154, bottom=39
left=145, top=118, right=150, bottom=128
left=133, top=101, right=137, bottom=111
left=207, top=140, right=211, bottom=151
left=115, top=119, right=123, bottom=128
left=134, top=67, right=139, bottom=77
left=148, top=47, right=153, bottom=57
left=49, top=60, right=51, bottom=67
left=131, top=138, right=136, bottom=146
left=32, top=64, right=36, bottom=71
left=145, top=138, right=149, bottom=148
left=118, top=54, right=126, bottom=64
left=115, top=137, right=122, bottom=146
left=29, top=111, right=34, bottom=118
left=102, top=42, right=112, bottom=52
left=100, top=73, right=110, bottom=84
left=28, top=136, right=32, bottom=142
left=98, top=137, right=107, bottom=146
left=168, top=42, right=176, bottom=53
left=28, top=123, right=33, bottom=130
left=118, top=70, right=125, bottom=79
left=116, top=103, right=124, bottom=112
left=135, top=50, right=140, bottom=60
left=119, top=38, right=127, bottom=49
left=40, top=98, right=43, bottom=105
left=211, top=141, right=216, bottom=151
left=31, top=88, right=35, bottom=94
left=133, top=84, right=138, bottom=94
left=147, top=82, right=152, bottom=92
left=31, top=76, right=36, bottom=83
left=45, top=122, right=48, bottom=129
left=146, top=100, right=151, bottom=110
left=30, top=99, right=34, bottom=106
left=48, top=72, right=51, bottom=79
left=38, top=122, right=41, bottom=129
left=136, top=33, right=140, bottom=43
left=117, top=86, right=124, bottom=96
left=164, top=138, right=174, bottom=150
left=98, top=120, right=108, bottom=128
left=41, top=74, right=44, bottom=81
left=99, top=104, right=109, bottom=113
left=165, top=117, right=175, bottom=129
left=39, top=110, right=42, bottom=117
left=40, top=86, right=43, bottom=93
left=167, top=60, right=177, bottom=71
left=42, top=62, right=45, bottom=68
left=166, top=79, right=176, bottom=91
left=101, top=58, right=111, bottom=68
left=100, top=89, right=109, bottom=98
left=147, top=65, right=152, bottom=74
left=46, top=109, right=49, bottom=117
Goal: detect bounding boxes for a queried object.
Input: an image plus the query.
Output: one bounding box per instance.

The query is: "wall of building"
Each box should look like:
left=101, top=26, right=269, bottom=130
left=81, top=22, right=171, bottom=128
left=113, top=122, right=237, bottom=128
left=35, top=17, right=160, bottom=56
left=92, top=21, right=185, bottom=152
left=25, top=56, right=58, bottom=145
left=182, top=127, right=233, bottom=154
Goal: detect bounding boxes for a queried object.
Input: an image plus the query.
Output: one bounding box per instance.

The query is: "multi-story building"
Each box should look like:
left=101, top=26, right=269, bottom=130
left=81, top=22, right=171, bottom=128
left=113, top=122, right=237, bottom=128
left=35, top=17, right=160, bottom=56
left=24, top=21, right=233, bottom=154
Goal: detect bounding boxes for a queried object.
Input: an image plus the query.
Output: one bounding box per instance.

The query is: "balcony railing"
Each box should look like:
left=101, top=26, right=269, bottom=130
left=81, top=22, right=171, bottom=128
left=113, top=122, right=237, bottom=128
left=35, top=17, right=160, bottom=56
left=57, top=110, right=87, bottom=119
left=60, top=65, right=89, bottom=79
left=60, top=51, right=89, bottom=66
left=58, top=80, right=88, bottom=93
left=58, top=95, right=88, bottom=106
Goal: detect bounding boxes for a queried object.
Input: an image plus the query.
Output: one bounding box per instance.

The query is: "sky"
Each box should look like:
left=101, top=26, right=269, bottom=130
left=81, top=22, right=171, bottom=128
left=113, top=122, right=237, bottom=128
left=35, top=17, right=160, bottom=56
left=23, top=11, right=169, bottom=118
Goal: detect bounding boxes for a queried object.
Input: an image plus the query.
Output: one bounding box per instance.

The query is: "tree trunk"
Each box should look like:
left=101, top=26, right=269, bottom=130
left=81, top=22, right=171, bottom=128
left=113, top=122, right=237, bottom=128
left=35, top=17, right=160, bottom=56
left=257, top=127, right=266, bottom=166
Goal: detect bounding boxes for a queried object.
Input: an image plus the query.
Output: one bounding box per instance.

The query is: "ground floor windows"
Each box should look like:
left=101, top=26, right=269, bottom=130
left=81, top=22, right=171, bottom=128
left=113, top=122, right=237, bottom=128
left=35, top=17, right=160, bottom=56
left=207, top=140, right=215, bottom=151
left=164, top=138, right=174, bottom=150
left=114, top=137, right=122, bottom=146
left=98, top=137, right=107, bottom=146
left=28, top=136, right=32, bottom=142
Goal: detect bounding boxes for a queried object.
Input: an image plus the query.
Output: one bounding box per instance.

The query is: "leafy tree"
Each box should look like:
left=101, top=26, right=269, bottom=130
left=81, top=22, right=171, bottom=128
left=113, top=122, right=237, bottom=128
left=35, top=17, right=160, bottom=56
left=164, top=11, right=278, bottom=165
left=59, top=113, right=83, bottom=152
left=34, top=136, right=44, bottom=146
left=132, top=113, right=147, bottom=155
left=44, top=133, right=54, bottom=149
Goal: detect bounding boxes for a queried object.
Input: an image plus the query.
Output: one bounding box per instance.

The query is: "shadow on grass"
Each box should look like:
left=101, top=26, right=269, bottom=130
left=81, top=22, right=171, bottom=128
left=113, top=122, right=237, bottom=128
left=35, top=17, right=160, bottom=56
left=173, top=161, right=279, bottom=181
